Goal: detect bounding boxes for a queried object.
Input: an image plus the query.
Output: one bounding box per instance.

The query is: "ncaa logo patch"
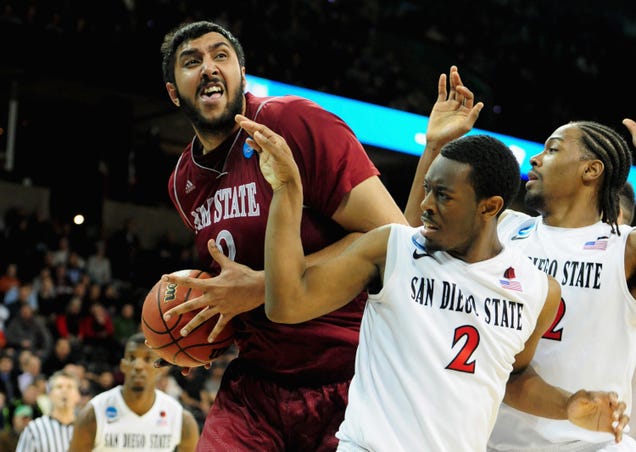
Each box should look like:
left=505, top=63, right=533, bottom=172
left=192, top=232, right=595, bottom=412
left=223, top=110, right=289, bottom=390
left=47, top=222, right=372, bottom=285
left=105, top=406, right=119, bottom=423
left=510, top=219, right=537, bottom=240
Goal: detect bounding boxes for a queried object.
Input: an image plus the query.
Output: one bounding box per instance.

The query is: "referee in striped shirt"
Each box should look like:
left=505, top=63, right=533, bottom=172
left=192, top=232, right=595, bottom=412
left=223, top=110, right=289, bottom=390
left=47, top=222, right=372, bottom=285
left=16, top=369, right=81, bottom=452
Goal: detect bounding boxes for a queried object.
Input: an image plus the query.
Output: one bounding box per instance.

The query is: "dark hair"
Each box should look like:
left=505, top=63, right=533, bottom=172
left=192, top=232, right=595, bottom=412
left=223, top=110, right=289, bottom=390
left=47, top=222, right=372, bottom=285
left=440, top=134, right=520, bottom=213
left=126, top=332, right=147, bottom=348
left=161, top=20, right=246, bottom=85
left=571, top=121, right=632, bottom=233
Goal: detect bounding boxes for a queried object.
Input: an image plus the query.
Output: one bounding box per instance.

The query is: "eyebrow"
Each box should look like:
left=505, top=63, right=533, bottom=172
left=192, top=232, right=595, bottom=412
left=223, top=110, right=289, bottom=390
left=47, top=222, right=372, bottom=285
left=544, top=136, right=564, bottom=145
left=178, top=42, right=231, bottom=60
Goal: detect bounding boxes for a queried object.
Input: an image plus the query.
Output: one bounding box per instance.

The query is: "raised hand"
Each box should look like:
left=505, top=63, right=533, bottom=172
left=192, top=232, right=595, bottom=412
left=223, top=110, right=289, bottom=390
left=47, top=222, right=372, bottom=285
left=425, top=65, right=484, bottom=150
left=235, top=114, right=301, bottom=191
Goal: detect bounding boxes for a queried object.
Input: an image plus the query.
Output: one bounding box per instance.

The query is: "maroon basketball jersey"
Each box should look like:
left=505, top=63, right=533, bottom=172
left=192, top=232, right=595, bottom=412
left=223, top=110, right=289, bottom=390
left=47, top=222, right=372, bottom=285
left=169, top=93, right=379, bottom=384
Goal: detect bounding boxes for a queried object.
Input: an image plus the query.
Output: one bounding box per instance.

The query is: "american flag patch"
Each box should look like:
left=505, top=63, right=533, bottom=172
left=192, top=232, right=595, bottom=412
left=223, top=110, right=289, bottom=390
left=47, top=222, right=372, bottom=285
left=499, top=279, right=522, bottom=291
left=583, top=239, right=608, bottom=250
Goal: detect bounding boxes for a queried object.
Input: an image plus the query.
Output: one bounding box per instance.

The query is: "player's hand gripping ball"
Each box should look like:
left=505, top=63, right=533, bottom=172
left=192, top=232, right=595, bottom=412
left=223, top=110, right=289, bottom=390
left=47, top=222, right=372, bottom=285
left=141, top=269, right=235, bottom=368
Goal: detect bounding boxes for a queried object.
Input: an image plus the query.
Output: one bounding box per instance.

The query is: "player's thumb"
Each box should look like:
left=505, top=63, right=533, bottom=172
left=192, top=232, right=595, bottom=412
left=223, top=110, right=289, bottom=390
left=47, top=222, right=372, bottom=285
left=208, top=239, right=228, bottom=266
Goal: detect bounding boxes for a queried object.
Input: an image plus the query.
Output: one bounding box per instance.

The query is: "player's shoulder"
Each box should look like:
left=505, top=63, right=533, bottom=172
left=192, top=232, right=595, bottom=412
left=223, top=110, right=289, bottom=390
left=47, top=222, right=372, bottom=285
left=155, top=388, right=184, bottom=410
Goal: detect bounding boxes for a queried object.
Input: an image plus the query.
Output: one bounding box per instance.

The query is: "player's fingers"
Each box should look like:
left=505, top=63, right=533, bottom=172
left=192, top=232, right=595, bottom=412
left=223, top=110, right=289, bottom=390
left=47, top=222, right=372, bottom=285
left=207, top=315, right=232, bottom=343
left=161, top=273, right=207, bottom=289
left=180, top=366, right=192, bottom=376
left=236, top=114, right=277, bottom=139
left=163, top=294, right=211, bottom=320
left=153, top=357, right=172, bottom=368
left=436, top=73, right=447, bottom=102
left=622, top=118, right=636, bottom=147
left=208, top=239, right=231, bottom=267
left=179, top=306, right=221, bottom=337
left=467, top=102, right=484, bottom=125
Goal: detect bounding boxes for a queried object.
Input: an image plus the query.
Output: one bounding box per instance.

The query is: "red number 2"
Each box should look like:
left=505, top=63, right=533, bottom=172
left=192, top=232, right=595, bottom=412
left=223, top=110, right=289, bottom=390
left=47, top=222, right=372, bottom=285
left=542, top=297, right=565, bottom=341
left=446, top=325, right=480, bottom=374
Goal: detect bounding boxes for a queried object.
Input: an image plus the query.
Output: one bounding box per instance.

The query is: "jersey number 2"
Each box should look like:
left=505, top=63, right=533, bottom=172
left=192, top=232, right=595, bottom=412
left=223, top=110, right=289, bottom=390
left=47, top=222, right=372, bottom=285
left=541, top=297, right=565, bottom=341
left=446, top=325, right=479, bottom=374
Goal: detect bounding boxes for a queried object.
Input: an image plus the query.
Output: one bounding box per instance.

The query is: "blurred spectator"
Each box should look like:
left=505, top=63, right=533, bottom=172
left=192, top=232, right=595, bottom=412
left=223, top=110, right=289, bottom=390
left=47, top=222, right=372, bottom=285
left=81, top=302, right=117, bottom=364
left=65, top=251, right=86, bottom=286
left=0, top=263, right=20, bottom=297
left=113, top=302, right=139, bottom=348
left=86, top=240, right=112, bottom=286
left=50, top=236, right=71, bottom=267
left=4, top=282, right=39, bottom=317
left=0, top=404, right=32, bottom=451
left=54, top=296, right=85, bottom=348
left=0, top=352, right=18, bottom=402
left=52, top=264, right=74, bottom=303
left=14, top=383, right=43, bottom=420
left=33, top=374, right=51, bottom=416
left=6, top=304, right=53, bottom=361
left=107, top=217, right=141, bottom=281
left=33, top=270, right=60, bottom=326
left=17, top=353, right=41, bottom=396
left=43, top=338, right=79, bottom=376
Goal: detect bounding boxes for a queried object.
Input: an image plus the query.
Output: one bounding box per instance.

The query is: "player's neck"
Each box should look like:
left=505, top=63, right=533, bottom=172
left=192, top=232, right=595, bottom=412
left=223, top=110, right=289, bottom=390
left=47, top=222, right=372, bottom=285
left=52, top=408, right=75, bottom=425
left=196, top=124, right=241, bottom=155
left=121, top=387, right=156, bottom=416
left=541, top=200, right=602, bottom=228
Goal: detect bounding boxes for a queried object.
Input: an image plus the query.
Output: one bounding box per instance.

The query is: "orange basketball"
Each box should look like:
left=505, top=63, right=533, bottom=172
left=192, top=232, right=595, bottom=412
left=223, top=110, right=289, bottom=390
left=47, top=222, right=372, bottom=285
left=141, top=269, right=235, bottom=368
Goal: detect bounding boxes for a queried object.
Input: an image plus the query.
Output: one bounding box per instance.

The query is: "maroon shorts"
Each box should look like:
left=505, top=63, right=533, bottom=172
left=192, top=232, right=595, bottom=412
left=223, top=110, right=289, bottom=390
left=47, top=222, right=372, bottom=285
left=195, top=360, right=350, bottom=452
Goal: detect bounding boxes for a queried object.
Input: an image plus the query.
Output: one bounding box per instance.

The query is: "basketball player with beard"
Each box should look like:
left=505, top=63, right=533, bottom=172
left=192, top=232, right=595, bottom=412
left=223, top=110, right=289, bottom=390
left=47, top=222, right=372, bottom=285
left=155, top=20, right=483, bottom=451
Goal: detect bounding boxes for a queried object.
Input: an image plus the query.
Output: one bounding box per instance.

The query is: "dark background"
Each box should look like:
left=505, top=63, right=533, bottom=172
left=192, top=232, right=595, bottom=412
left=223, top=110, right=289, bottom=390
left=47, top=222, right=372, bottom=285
left=1, top=0, right=635, bottom=226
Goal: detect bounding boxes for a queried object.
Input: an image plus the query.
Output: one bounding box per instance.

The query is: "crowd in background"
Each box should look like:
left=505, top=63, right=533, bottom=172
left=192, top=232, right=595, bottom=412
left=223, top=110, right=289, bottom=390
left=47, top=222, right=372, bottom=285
left=0, top=203, right=237, bottom=437
left=0, top=0, right=635, bottom=445
left=1, top=1, right=635, bottom=207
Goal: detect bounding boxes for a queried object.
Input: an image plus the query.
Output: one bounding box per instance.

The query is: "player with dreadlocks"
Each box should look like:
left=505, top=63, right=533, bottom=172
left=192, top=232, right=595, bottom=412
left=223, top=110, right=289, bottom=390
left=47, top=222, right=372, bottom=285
left=485, top=120, right=635, bottom=450
left=408, top=117, right=636, bottom=450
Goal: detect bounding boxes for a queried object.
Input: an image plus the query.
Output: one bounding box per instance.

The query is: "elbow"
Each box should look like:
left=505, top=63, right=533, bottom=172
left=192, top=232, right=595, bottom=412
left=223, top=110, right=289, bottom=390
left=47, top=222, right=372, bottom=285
left=264, top=303, right=300, bottom=324
left=264, top=293, right=305, bottom=324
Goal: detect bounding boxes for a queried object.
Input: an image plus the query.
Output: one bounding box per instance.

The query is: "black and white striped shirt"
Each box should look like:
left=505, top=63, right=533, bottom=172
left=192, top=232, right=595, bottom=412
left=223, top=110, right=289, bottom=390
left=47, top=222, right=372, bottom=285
left=15, top=415, right=74, bottom=452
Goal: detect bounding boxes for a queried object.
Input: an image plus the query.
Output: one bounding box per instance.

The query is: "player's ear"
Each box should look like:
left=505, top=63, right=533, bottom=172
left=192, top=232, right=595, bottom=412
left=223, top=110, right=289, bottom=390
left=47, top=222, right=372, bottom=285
left=582, top=159, right=604, bottom=183
left=480, top=196, right=504, bottom=219
left=166, top=83, right=180, bottom=107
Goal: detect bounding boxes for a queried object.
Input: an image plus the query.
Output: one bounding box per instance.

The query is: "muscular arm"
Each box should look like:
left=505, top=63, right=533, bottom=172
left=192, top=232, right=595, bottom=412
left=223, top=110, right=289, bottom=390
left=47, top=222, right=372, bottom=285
left=504, top=276, right=628, bottom=440
left=177, top=409, right=200, bottom=452
left=68, top=403, right=97, bottom=452
left=251, top=122, right=389, bottom=323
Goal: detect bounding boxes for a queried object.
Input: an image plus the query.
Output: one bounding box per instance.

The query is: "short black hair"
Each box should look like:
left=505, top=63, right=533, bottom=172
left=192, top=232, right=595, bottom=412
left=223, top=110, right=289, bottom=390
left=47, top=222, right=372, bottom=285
left=440, top=134, right=520, bottom=213
left=126, top=332, right=147, bottom=348
left=161, top=20, right=246, bottom=85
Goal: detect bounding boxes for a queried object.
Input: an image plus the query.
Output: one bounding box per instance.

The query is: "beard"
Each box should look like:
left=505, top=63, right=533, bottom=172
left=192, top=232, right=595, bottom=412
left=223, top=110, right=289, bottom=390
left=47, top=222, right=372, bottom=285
left=177, top=84, right=244, bottom=137
left=524, top=191, right=545, bottom=213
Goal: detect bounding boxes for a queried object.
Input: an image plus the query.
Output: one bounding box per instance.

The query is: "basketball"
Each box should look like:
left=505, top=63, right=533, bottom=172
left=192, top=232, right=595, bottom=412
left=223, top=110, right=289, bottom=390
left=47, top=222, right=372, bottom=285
left=141, top=269, right=235, bottom=368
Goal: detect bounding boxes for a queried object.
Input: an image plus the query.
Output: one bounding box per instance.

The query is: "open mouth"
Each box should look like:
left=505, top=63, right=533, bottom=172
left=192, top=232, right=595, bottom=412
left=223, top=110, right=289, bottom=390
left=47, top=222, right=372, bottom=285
left=200, top=83, right=223, bottom=100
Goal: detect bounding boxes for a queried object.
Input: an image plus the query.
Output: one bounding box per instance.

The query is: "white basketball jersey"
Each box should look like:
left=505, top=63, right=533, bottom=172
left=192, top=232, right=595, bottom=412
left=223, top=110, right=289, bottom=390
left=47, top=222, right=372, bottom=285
left=90, top=386, right=183, bottom=451
left=336, top=224, right=549, bottom=451
left=489, top=212, right=636, bottom=450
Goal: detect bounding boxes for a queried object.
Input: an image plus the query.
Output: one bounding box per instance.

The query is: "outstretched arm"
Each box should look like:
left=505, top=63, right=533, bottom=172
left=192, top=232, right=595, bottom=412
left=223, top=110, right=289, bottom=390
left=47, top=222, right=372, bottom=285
left=504, top=276, right=628, bottom=442
left=404, top=65, right=484, bottom=224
